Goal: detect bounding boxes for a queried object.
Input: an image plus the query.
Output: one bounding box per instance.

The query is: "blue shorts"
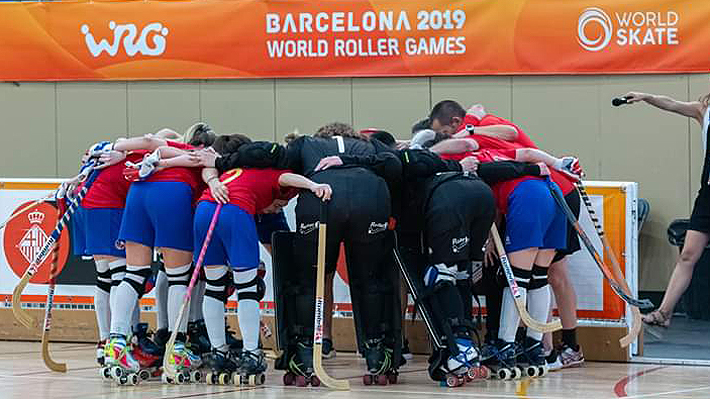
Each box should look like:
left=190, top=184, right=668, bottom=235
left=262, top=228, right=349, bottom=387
left=119, top=181, right=194, bottom=251
left=71, top=206, right=126, bottom=257
left=255, top=212, right=290, bottom=244
left=505, top=179, right=567, bottom=253
left=194, top=201, right=259, bottom=271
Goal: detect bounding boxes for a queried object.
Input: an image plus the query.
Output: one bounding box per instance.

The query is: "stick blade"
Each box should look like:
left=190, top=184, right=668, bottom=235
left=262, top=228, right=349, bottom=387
left=41, top=332, right=67, bottom=372
left=313, top=344, right=350, bottom=390
left=619, top=308, right=642, bottom=348
left=12, top=276, right=35, bottom=329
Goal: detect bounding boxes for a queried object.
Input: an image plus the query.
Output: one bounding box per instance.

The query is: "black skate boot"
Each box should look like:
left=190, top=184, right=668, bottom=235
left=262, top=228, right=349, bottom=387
left=283, top=341, right=319, bottom=387
left=225, top=321, right=244, bottom=351
left=188, top=319, right=212, bottom=358
left=153, top=327, right=169, bottom=355
left=482, top=339, right=521, bottom=380
left=204, top=348, right=239, bottom=385
left=517, top=337, right=548, bottom=377
left=235, top=349, right=267, bottom=385
left=131, top=323, right=162, bottom=381
left=362, top=338, right=397, bottom=386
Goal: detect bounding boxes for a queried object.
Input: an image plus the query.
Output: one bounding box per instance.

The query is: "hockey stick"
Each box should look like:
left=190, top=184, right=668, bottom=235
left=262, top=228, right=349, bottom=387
left=41, top=201, right=67, bottom=372
left=575, top=182, right=643, bottom=348
left=0, top=195, right=54, bottom=231
left=12, top=164, right=101, bottom=329
left=490, top=224, right=563, bottom=333
left=163, top=203, right=222, bottom=381
left=545, top=179, right=653, bottom=310
left=312, top=204, right=350, bottom=390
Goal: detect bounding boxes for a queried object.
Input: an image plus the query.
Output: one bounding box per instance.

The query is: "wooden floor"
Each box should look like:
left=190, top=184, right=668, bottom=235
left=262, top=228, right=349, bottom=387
left=1, top=342, right=709, bottom=399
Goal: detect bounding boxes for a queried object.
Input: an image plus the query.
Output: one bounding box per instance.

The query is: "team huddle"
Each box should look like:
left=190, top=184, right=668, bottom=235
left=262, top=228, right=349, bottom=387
left=65, top=99, right=585, bottom=387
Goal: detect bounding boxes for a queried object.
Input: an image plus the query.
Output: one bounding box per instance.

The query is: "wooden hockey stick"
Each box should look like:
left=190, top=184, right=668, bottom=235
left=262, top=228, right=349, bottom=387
left=490, top=224, right=563, bottom=333
left=41, top=202, right=67, bottom=372
left=163, top=203, right=222, bottom=382
left=312, top=204, right=350, bottom=390
left=575, top=182, right=643, bottom=348
left=13, top=165, right=100, bottom=329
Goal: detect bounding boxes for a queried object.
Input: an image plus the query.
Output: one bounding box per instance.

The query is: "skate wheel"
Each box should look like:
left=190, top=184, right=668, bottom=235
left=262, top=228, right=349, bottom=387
left=138, top=369, right=151, bottom=381
left=206, top=372, right=214, bottom=385
left=118, top=375, right=129, bottom=385
left=283, top=373, right=295, bottom=386
left=248, top=375, right=256, bottom=385
left=478, top=366, right=491, bottom=380
left=100, top=367, right=112, bottom=380
left=526, top=366, right=538, bottom=378
left=376, top=374, right=388, bottom=386
left=128, top=373, right=139, bottom=385
left=538, top=365, right=548, bottom=377
left=310, top=375, right=320, bottom=387
left=256, top=374, right=265, bottom=385
left=512, top=367, right=523, bottom=379
left=295, top=375, right=307, bottom=387
left=218, top=373, right=230, bottom=385
left=387, top=373, right=398, bottom=384
left=111, top=366, right=124, bottom=380
left=445, top=375, right=461, bottom=387
left=190, top=370, right=202, bottom=383
left=363, top=374, right=374, bottom=385
left=176, top=371, right=189, bottom=384
left=498, top=368, right=512, bottom=380
left=233, top=374, right=242, bottom=385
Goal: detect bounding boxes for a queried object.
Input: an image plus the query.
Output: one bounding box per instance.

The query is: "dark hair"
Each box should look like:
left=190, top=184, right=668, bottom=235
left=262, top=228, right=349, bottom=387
left=429, top=100, right=466, bottom=126
left=211, top=133, right=252, bottom=155
left=369, top=130, right=396, bottom=147
left=411, top=118, right=431, bottom=135
left=185, top=122, right=217, bottom=148
left=314, top=122, right=366, bottom=140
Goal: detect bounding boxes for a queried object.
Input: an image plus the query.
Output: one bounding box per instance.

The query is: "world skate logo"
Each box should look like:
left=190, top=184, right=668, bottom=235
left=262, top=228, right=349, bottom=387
left=451, top=236, right=469, bottom=253
left=577, top=7, right=613, bottom=51
left=368, top=222, right=387, bottom=235
left=3, top=201, right=70, bottom=284
left=577, top=7, right=679, bottom=52
left=81, top=21, right=169, bottom=57
left=299, top=222, right=318, bottom=235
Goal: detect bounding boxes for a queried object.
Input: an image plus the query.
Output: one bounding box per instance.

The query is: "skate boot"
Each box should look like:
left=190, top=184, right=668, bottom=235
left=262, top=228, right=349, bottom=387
left=153, top=327, right=169, bottom=355
left=283, top=341, right=320, bottom=387
left=226, top=322, right=244, bottom=351
left=362, top=338, right=398, bottom=386
left=96, top=339, right=106, bottom=366
left=102, top=335, right=141, bottom=385
left=437, top=338, right=488, bottom=387
left=188, top=319, right=212, bottom=358
left=235, top=349, right=267, bottom=385
left=517, top=337, right=548, bottom=377
left=131, top=323, right=163, bottom=381
left=204, top=348, right=239, bottom=385
left=482, top=339, right=521, bottom=380
left=163, top=337, right=203, bottom=384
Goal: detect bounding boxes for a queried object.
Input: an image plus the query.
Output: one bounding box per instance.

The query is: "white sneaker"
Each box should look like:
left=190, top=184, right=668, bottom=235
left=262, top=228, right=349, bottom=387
left=548, top=344, right=584, bottom=371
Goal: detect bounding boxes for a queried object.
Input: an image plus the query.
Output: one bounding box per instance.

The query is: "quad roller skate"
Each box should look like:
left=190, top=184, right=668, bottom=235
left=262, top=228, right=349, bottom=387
left=362, top=338, right=398, bottom=386
left=101, top=335, right=141, bottom=385
left=283, top=341, right=320, bottom=387
left=130, top=324, right=163, bottom=381
left=437, top=338, right=489, bottom=387
left=226, top=322, right=244, bottom=351
left=516, top=337, right=548, bottom=378
left=188, top=319, right=212, bottom=359
left=234, top=349, right=267, bottom=385
left=204, top=348, right=239, bottom=385
left=162, top=339, right=203, bottom=384
left=482, top=339, right=522, bottom=380
left=153, top=327, right=169, bottom=355
left=96, top=339, right=106, bottom=366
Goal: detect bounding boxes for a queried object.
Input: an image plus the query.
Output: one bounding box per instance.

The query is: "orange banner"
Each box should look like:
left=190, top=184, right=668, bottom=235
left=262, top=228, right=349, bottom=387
left=0, top=0, right=707, bottom=80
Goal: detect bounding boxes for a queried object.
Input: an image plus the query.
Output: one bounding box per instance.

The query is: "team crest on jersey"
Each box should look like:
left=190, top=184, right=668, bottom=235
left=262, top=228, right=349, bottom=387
left=115, top=239, right=126, bottom=250
left=3, top=201, right=70, bottom=284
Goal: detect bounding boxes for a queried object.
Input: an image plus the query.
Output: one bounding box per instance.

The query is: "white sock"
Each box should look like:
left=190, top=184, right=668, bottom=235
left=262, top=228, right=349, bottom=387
left=235, top=269, right=260, bottom=352
left=499, top=288, right=526, bottom=343
left=155, top=269, right=169, bottom=330
left=526, top=285, right=551, bottom=341
left=94, top=259, right=111, bottom=341
left=108, top=259, right=126, bottom=319
left=189, top=280, right=206, bottom=322
left=109, top=281, right=138, bottom=337
left=131, top=302, right=141, bottom=331
left=167, top=264, right=192, bottom=334
left=203, top=266, right=228, bottom=351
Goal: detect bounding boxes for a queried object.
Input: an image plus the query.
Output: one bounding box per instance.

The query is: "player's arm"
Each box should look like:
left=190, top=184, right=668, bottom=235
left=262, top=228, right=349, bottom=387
left=514, top=148, right=582, bottom=180
left=113, top=135, right=169, bottom=152
left=429, top=138, right=479, bottom=154
left=453, top=124, right=518, bottom=141
left=401, top=149, right=463, bottom=178
left=624, top=92, right=704, bottom=123
left=206, top=139, right=302, bottom=174
left=477, top=160, right=550, bottom=185
left=278, top=173, right=332, bottom=201
left=201, top=167, right=229, bottom=204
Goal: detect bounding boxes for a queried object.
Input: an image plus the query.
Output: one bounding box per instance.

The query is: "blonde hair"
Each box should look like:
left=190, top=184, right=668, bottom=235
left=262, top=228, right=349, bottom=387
left=153, top=128, right=183, bottom=141
left=314, top=122, right=366, bottom=141
left=284, top=129, right=302, bottom=144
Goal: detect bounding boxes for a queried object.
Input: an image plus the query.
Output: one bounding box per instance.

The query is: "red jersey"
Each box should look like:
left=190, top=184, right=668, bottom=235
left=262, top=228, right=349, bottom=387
left=82, top=152, right=142, bottom=209
left=458, top=113, right=538, bottom=150
left=199, top=168, right=297, bottom=215
left=144, top=141, right=203, bottom=195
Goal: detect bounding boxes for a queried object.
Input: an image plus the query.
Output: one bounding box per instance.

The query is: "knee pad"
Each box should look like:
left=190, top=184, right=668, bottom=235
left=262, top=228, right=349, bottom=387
left=124, top=264, right=152, bottom=296
left=109, top=259, right=127, bottom=287
left=235, top=274, right=265, bottom=302
left=166, top=263, right=192, bottom=287
left=530, top=265, right=548, bottom=290
left=423, top=263, right=457, bottom=290
left=95, top=260, right=111, bottom=294
left=204, top=267, right=231, bottom=303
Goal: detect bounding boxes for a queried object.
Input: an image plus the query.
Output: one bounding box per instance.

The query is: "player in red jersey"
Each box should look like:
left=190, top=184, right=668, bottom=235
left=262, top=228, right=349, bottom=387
left=428, top=100, right=585, bottom=369
left=195, top=133, right=331, bottom=383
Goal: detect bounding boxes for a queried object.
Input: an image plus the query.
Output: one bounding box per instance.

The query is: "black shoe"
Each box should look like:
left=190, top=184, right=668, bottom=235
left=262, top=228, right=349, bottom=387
left=401, top=339, right=413, bottom=360
left=322, top=338, right=336, bottom=359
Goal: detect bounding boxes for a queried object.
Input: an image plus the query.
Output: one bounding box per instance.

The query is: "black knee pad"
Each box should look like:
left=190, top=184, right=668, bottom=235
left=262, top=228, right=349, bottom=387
left=205, top=269, right=232, bottom=303
left=96, top=269, right=112, bottom=294
left=125, top=266, right=153, bottom=296
left=110, top=264, right=127, bottom=287
left=530, top=265, right=548, bottom=290
left=166, top=265, right=192, bottom=287
left=236, top=276, right=266, bottom=302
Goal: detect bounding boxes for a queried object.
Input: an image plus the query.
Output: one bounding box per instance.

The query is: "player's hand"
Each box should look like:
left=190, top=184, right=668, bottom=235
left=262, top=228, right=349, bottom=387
left=622, top=92, right=649, bottom=104
left=395, top=140, right=410, bottom=150
left=467, top=103, right=486, bottom=119
left=556, top=156, right=584, bottom=181
left=311, top=183, right=332, bottom=201
left=208, top=178, right=229, bottom=204
left=96, top=150, right=126, bottom=169
left=315, top=156, right=343, bottom=172
left=483, top=238, right=497, bottom=267
left=196, top=147, right=220, bottom=167
left=536, top=162, right=550, bottom=176
left=460, top=156, right=479, bottom=173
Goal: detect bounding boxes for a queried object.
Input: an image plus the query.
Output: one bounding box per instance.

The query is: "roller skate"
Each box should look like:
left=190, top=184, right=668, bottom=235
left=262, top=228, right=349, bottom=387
left=433, top=338, right=487, bottom=387
left=96, top=339, right=106, bottom=366
left=131, top=323, right=163, bottom=381
left=362, top=338, right=398, bottom=386
left=234, top=349, right=267, bottom=385
left=162, top=337, right=203, bottom=384
left=153, top=327, right=169, bottom=355
left=226, top=322, right=244, bottom=351
left=482, top=339, right=521, bottom=380
left=102, top=335, right=141, bottom=385
left=204, top=348, right=239, bottom=385
left=188, top=319, right=212, bottom=359
left=283, top=341, right=320, bottom=387
left=517, top=337, right=548, bottom=377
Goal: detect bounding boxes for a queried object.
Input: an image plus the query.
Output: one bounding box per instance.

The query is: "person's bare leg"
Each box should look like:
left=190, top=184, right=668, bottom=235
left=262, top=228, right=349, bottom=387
left=545, top=257, right=578, bottom=354
left=646, top=230, right=710, bottom=326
